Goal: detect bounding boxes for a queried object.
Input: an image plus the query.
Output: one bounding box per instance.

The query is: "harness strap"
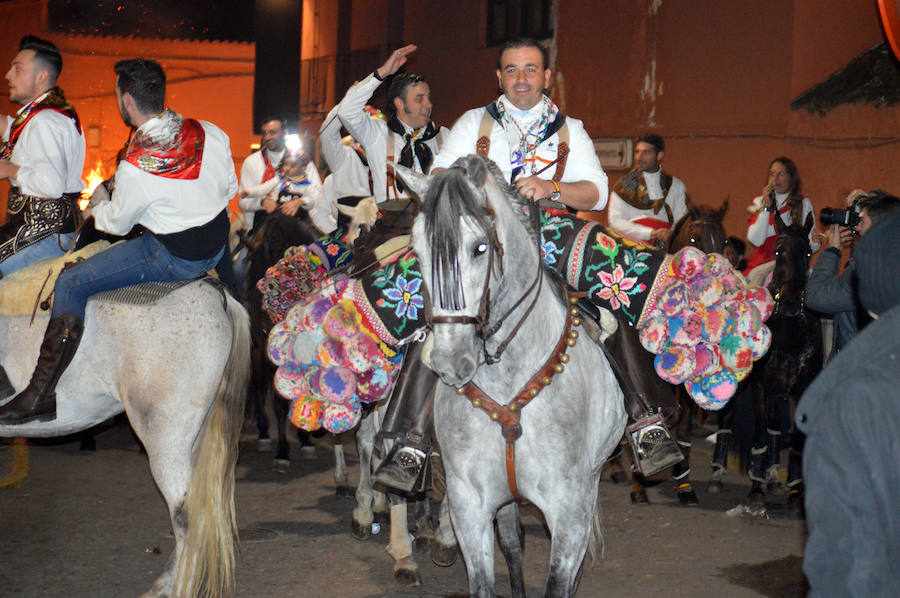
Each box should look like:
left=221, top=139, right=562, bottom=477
left=475, top=110, right=569, bottom=181
left=457, top=300, right=578, bottom=503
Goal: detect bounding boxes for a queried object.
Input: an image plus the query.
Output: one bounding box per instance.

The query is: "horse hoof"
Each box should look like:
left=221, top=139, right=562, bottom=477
left=413, top=533, right=434, bottom=553
left=630, top=489, right=650, bottom=505
left=351, top=520, right=372, bottom=541
left=707, top=479, right=723, bottom=494
left=431, top=542, right=460, bottom=567
left=335, top=485, right=355, bottom=498
left=299, top=445, right=316, bottom=460
left=393, top=566, right=421, bottom=588
left=677, top=488, right=700, bottom=506
left=272, top=458, right=290, bottom=473
left=256, top=438, right=274, bottom=452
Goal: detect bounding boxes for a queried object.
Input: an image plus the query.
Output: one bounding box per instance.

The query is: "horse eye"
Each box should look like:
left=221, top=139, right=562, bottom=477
left=474, top=242, right=488, bottom=257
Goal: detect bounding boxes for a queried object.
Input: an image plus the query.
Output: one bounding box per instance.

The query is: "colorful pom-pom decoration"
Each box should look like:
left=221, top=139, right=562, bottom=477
left=654, top=346, right=696, bottom=384
left=668, top=308, right=704, bottom=347
left=639, top=316, right=669, bottom=353
left=317, top=365, right=356, bottom=404
left=323, top=401, right=362, bottom=433
left=685, top=369, right=737, bottom=410
left=658, top=280, right=691, bottom=317
left=289, top=396, right=324, bottom=431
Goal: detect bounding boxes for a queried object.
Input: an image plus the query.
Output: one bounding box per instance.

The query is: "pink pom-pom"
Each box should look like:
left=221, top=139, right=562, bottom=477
left=323, top=401, right=362, bottom=433
left=668, top=308, right=704, bottom=347
left=672, top=246, right=707, bottom=281
left=654, top=346, right=696, bottom=384
left=638, top=315, right=669, bottom=353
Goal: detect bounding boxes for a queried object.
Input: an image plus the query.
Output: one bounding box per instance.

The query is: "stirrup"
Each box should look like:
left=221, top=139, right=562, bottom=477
left=374, top=444, right=428, bottom=493
left=626, top=411, right=683, bottom=477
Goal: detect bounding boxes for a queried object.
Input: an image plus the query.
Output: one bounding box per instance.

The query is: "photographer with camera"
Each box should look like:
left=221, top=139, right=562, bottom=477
left=807, top=189, right=899, bottom=355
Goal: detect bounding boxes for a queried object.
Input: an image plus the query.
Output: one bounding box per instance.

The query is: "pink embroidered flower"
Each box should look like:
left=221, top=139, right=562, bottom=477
left=597, top=265, right=637, bottom=309
left=326, top=244, right=339, bottom=256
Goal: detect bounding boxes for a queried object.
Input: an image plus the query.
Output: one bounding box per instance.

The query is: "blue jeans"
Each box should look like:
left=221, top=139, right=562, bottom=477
left=52, top=233, right=224, bottom=320
left=0, top=232, right=74, bottom=277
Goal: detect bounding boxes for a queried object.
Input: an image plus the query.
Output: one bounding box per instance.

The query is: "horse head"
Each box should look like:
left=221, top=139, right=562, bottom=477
left=669, top=197, right=728, bottom=254
left=770, top=211, right=814, bottom=315
left=399, top=155, right=539, bottom=388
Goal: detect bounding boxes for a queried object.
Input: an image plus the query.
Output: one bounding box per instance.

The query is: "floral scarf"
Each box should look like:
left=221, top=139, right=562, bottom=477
left=124, top=109, right=205, bottom=179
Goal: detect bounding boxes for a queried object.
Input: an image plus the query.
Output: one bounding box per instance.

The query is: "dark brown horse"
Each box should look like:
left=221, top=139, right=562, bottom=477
left=606, top=199, right=729, bottom=505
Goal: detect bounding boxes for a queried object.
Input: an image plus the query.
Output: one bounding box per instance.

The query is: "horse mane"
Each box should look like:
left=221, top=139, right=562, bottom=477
left=419, top=155, right=535, bottom=310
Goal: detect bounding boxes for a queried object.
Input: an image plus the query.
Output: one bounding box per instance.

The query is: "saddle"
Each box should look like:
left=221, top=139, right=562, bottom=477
left=0, top=241, right=111, bottom=317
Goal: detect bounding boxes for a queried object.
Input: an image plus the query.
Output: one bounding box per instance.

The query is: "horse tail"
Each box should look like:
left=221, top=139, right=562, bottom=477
left=175, top=293, right=251, bottom=598
left=586, top=494, right=605, bottom=565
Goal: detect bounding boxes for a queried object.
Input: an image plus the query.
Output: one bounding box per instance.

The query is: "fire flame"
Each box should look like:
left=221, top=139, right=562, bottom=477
left=80, top=160, right=106, bottom=211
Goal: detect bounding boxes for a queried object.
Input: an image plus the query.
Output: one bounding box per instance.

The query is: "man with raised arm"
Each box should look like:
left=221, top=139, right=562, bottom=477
left=608, top=134, right=688, bottom=247
left=336, top=44, right=448, bottom=205
left=432, top=37, right=607, bottom=212
left=0, top=58, right=236, bottom=424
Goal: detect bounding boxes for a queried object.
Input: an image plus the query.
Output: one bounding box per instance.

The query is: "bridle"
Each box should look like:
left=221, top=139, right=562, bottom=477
left=428, top=193, right=544, bottom=365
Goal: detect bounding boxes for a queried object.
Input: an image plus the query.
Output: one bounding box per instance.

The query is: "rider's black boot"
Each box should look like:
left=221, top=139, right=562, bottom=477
left=0, top=314, right=83, bottom=424
left=374, top=340, right=440, bottom=493
left=0, top=364, right=14, bottom=400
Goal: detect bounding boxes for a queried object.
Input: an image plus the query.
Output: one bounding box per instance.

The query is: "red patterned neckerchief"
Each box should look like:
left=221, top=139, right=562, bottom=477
left=261, top=148, right=277, bottom=183
left=124, top=109, right=205, bottom=179
left=0, top=87, right=81, bottom=160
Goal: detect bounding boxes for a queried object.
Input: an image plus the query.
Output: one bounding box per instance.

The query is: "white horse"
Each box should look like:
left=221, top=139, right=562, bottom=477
left=0, top=278, right=250, bottom=597
left=403, top=156, right=626, bottom=597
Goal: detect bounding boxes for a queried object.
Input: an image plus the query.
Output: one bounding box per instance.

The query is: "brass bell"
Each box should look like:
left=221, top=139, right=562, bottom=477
left=508, top=403, right=518, bottom=412
left=529, top=387, right=539, bottom=398
left=559, top=353, right=570, bottom=363
left=572, top=317, right=582, bottom=327
left=568, top=330, right=579, bottom=339
left=570, top=307, right=580, bottom=317
left=490, top=412, right=500, bottom=420
left=541, top=375, right=551, bottom=385
left=456, top=387, right=466, bottom=395
left=472, top=398, right=482, bottom=407
left=569, top=296, right=579, bottom=305
left=566, top=338, right=576, bottom=347
left=553, top=363, right=565, bottom=373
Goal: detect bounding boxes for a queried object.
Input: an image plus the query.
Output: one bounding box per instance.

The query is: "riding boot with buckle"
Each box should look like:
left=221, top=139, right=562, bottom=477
left=0, top=314, right=83, bottom=424
left=0, top=364, right=14, bottom=400
left=374, top=340, right=440, bottom=493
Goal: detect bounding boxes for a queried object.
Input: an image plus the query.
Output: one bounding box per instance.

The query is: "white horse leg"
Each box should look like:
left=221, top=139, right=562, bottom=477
left=333, top=433, right=354, bottom=497
left=387, top=497, right=421, bottom=587
left=539, top=482, right=599, bottom=598
left=495, top=502, right=526, bottom=598
left=352, top=409, right=377, bottom=538
left=431, top=495, right=460, bottom=567
left=446, top=483, right=498, bottom=598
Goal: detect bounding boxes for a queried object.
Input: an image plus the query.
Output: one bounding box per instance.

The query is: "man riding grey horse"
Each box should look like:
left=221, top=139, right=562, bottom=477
left=374, top=36, right=609, bottom=491
left=0, top=58, right=237, bottom=424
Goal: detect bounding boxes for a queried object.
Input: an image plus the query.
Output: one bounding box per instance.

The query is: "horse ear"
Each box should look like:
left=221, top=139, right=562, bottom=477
left=803, top=211, right=814, bottom=236
left=717, top=197, right=729, bottom=220
left=392, top=162, right=430, bottom=200
left=686, top=198, right=700, bottom=219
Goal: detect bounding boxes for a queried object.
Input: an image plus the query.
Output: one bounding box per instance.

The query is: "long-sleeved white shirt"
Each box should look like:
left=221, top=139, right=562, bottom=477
left=4, top=108, right=85, bottom=198
left=241, top=160, right=332, bottom=233
left=239, top=147, right=284, bottom=229
left=432, top=96, right=608, bottom=210
left=747, top=192, right=820, bottom=252
left=93, top=119, right=237, bottom=236
left=336, top=73, right=447, bottom=203
left=608, top=170, right=688, bottom=241
left=320, top=104, right=372, bottom=201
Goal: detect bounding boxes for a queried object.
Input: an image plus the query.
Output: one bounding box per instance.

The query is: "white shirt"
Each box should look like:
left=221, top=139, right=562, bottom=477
left=239, top=147, right=284, bottom=229
left=608, top=170, right=688, bottom=241
left=432, top=95, right=608, bottom=210
left=241, top=160, right=332, bottom=233
left=336, top=73, right=448, bottom=203
left=4, top=108, right=85, bottom=197
left=747, top=192, right=820, bottom=252
left=319, top=104, right=372, bottom=201
left=93, top=119, right=237, bottom=236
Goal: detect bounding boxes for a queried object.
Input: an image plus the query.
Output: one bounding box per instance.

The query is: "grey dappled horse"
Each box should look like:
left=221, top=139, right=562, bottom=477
left=0, top=278, right=250, bottom=597
left=402, top=156, right=627, bottom=597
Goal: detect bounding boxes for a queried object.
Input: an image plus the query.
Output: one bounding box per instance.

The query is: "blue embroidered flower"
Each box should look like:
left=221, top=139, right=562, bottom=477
left=541, top=240, right=559, bottom=266
left=384, top=276, right=425, bottom=320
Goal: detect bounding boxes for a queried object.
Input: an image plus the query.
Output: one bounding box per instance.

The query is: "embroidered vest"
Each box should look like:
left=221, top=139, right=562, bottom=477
left=612, top=169, right=675, bottom=226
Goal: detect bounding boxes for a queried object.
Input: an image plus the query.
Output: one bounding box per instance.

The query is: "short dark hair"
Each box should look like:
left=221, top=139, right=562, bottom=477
left=19, top=35, right=62, bottom=84
left=497, top=37, right=549, bottom=70
left=388, top=73, right=428, bottom=114
left=858, top=190, right=900, bottom=225
left=114, top=58, right=166, bottom=115
left=636, top=133, right=665, bottom=154
left=259, top=116, right=285, bottom=130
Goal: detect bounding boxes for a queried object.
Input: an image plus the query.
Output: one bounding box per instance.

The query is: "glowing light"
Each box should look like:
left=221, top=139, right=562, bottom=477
left=284, top=133, right=304, bottom=154
left=80, top=160, right=106, bottom=210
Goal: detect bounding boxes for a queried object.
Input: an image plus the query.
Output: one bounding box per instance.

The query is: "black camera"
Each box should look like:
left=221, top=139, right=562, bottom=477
left=820, top=202, right=861, bottom=228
